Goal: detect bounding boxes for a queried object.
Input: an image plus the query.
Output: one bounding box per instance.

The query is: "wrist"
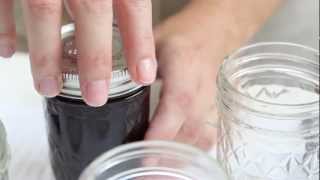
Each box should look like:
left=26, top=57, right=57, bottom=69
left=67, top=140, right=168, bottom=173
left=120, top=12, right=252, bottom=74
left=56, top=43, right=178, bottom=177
left=155, top=2, right=235, bottom=65
left=155, top=15, right=230, bottom=70
left=155, top=0, right=282, bottom=60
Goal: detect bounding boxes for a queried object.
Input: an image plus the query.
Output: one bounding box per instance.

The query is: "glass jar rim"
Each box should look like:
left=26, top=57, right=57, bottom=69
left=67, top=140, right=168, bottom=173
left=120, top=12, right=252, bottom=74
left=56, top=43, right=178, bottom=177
left=80, top=141, right=227, bottom=180
left=218, top=42, right=319, bottom=115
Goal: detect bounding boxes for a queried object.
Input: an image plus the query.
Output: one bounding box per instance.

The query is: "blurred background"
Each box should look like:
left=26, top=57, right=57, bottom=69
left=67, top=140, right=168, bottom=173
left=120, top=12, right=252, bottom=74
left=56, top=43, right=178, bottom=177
left=0, top=0, right=319, bottom=179
left=13, top=0, right=190, bottom=51
left=13, top=0, right=319, bottom=51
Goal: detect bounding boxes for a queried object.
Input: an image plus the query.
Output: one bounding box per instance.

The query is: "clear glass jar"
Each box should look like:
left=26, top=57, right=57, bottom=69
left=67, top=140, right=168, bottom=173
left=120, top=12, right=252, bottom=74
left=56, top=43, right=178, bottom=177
left=80, top=141, right=228, bottom=180
left=0, top=120, right=9, bottom=180
left=216, top=42, right=319, bottom=180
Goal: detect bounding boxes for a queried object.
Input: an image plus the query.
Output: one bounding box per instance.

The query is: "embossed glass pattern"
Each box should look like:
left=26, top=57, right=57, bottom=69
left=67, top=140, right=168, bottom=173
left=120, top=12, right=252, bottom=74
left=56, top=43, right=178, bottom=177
left=0, top=120, right=9, bottom=180
left=216, top=43, right=319, bottom=180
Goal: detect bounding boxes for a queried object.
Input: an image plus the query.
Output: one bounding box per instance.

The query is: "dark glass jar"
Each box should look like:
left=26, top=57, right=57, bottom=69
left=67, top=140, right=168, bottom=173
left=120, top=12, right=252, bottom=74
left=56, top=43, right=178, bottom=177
left=44, top=24, right=150, bottom=180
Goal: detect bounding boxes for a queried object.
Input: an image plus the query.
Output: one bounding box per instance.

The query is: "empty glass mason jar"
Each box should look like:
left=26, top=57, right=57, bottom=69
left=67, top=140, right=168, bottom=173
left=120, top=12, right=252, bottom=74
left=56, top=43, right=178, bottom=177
left=217, top=42, right=319, bottom=180
left=80, top=141, right=228, bottom=180
left=0, top=120, right=9, bottom=180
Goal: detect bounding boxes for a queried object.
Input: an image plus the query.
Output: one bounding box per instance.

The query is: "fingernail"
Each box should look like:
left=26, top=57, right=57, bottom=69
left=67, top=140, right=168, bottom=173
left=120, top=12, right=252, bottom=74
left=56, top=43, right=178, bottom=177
left=137, top=58, right=157, bottom=85
left=0, top=44, right=14, bottom=58
left=84, top=80, right=109, bottom=107
left=38, top=77, right=61, bottom=97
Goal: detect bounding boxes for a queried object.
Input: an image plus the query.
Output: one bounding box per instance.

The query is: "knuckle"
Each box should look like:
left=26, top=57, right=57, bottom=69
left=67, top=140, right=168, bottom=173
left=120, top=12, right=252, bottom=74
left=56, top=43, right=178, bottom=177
left=81, top=53, right=111, bottom=79
left=198, top=137, right=214, bottom=150
left=179, top=122, right=200, bottom=140
left=31, top=55, right=49, bottom=69
left=180, top=125, right=193, bottom=137
left=0, top=32, right=16, bottom=43
left=157, top=37, right=202, bottom=69
left=26, top=0, right=61, bottom=15
left=141, top=33, right=154, bottom=42
left=30, top=54, right=59, bottom=76
left=91, top=54, right=109, bottom=67
left=78, top=0, right=112, bottom=14
left=169, top=91, right=195, bottom=109
left=122, top=0, right=149, bottom=11
left=158, top=37, right=193, bottom=60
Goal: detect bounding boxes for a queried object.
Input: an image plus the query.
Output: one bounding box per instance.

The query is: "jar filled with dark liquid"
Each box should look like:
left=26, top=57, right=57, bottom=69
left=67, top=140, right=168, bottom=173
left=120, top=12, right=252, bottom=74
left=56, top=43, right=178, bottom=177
left=44, top=24, right=150, bottom=180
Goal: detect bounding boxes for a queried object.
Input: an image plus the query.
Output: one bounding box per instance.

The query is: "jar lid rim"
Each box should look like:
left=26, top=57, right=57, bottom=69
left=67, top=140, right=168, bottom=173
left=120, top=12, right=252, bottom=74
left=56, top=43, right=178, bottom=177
left=60, top=23, right=142, bottom=99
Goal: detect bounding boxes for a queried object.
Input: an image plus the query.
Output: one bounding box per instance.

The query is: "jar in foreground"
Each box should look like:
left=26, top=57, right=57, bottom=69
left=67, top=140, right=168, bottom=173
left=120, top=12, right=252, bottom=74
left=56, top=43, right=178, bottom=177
left=0, top=120, right=9, bottom=180
left=216, top=42, right=319, bottom=180
left=80, top=141, right=229, bottom=180
left=44, top=24, right=150, bottom=180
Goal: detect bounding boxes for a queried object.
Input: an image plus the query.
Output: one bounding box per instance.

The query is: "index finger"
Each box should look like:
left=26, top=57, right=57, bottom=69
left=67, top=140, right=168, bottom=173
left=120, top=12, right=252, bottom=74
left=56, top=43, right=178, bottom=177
left=67, top=0, right=113, bottom=107
left=114, top=0, right=157, bottom=85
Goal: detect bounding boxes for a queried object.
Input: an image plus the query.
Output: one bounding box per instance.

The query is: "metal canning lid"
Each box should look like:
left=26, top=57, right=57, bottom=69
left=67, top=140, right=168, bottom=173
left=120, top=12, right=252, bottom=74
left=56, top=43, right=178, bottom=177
left=60, top=23, right=142, bottom=99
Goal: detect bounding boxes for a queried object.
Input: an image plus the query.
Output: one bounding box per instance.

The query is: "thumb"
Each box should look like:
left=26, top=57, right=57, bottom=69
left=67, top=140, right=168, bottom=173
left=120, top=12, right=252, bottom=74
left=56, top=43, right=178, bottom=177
left=145, top=97, right=184, bottom=141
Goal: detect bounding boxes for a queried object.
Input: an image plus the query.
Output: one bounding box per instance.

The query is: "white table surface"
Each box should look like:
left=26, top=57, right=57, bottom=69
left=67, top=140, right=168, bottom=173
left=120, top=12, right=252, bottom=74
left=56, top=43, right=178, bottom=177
left=0, top=53, right=54, bottom=179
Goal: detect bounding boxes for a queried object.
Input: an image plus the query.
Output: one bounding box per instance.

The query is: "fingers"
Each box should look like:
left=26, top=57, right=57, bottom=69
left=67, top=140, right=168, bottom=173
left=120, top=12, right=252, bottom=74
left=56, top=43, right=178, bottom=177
left=22, top=0, right=63, bottom=97
left=114, top=0, right=157, bottom=85
left=174, top=115, right=202, bottom=145
left=195, top=122, right=218, bottom=152
left=68, top=0, right=113, bottom=107
left=147, top=83, right=217, bottom=151
left=145, top=96, right=184, bottom=140
left=0, top=0, right=16, bottom=58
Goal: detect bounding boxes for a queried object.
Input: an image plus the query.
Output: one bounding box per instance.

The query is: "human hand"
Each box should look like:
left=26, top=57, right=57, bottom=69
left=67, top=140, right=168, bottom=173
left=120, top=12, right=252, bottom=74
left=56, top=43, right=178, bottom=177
left=143, top=0, right=228, bottom=150
left=0, top=0, right=157, bottom=107
left=145, top=34, right=220, bottom=151
left=144, top=0, right=282, bottom=150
